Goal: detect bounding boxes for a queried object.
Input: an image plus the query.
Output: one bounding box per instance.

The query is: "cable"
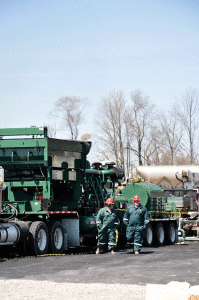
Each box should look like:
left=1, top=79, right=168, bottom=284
left=0, top=203, right=18, bottom=221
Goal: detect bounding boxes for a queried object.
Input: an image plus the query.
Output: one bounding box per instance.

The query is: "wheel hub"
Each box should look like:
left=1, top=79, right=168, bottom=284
left=147, top=227, right=153, bottom=244
left=159, top=227, right=164, bottom=243
left=37, top=229, right=47, bottom=251
left=54, top=228, right=63, bottom=249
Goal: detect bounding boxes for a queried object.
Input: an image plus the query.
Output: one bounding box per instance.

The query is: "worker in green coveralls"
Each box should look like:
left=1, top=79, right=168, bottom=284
left=96, top=198, right=119, bottom=255
left=123, top=195, right=149, bottom=254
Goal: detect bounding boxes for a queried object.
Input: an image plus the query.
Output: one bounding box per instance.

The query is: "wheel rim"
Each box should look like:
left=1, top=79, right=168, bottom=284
left=158, top=226, right=164, bottom=243
left=54, top=228, right=63, bottom=249
left=37, top=229, right=47, bottom=251
left=170, top=225, right=176, bottom=243
left=147, top=227, right=153, bottom=244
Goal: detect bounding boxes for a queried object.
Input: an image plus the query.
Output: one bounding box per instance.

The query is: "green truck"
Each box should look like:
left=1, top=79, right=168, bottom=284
left=0, top=127, right=124, bottom=256
left=0, top=127, right=178, bottom=256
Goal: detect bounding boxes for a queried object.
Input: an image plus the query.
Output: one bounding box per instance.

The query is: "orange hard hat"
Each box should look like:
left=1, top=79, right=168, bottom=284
left=132, top=195, right=141, bottom=202
left=104, top=198, right=115, bottom=205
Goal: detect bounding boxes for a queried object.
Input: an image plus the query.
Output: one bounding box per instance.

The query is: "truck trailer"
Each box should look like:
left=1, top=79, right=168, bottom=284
left=114, top=180, right=178, bottom=247
left=0, top=127, right=124, bottom=256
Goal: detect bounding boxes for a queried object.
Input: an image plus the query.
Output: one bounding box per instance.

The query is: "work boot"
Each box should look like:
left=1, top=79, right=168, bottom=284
left=111, top=249, right=115, bottom=255
left=96, top=247, right=100, bottom=254
left=135, top=251, right=139, bottom=255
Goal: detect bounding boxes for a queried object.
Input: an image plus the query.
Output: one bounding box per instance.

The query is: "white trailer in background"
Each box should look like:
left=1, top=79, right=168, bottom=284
left=133, top=165, right=199, bottom=241
left=133, top=165, right=199, bottom=186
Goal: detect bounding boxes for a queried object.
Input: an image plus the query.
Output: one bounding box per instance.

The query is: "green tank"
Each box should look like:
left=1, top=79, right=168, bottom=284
left=115, top=180, right=177, bottom=219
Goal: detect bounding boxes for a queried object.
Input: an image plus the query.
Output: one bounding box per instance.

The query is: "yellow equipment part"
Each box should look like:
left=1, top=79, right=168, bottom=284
left=115, top=229, right=118, bottom=246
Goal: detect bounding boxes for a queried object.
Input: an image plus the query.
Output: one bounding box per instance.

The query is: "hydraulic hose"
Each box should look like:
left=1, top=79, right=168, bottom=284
left=175, top=172, right=183, bottom=184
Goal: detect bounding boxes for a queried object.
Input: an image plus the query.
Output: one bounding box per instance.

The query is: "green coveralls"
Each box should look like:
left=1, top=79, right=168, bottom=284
left=96, top=207, right=119, bottom=250
left=123, top=204, right=149, bottom=252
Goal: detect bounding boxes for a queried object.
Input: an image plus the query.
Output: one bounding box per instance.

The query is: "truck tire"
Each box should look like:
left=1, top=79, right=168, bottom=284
left=165, top=222, right=176, bottom=245
left=16, top=240, right=28, bottom=257
left=48, top=221, right=64, bottom=254
left=154, top=222, right=165, bottom=246
left=144, top=224, right=153, bottom=247
left=15, top=221, right=31, bottom=256
left=28, top=221, right=49, bottom=255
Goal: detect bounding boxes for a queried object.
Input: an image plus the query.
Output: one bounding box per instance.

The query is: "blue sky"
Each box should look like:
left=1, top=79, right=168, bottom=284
left=0, top=0, right=199, bottom=141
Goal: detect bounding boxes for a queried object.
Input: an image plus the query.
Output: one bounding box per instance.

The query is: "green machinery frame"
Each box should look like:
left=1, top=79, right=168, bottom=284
left=0, top=127, right=90, bottom=214
left=0, top=127, right=124, bottom=219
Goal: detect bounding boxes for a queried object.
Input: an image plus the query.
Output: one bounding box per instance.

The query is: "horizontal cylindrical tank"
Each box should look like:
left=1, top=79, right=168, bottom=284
left=120, top=182, right=164, bottom=207
left=0, top=223, right=20, bottom=245
left=133, top=165, right=199, bottom=186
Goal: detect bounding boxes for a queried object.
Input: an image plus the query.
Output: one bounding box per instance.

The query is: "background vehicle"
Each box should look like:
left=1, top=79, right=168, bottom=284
left=133, top=166, right=199, bottom=241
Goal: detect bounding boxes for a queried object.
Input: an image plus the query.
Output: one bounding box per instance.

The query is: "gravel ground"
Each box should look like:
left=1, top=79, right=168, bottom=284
left=0, top=280, right=146, bottom=300
left=1, top=280, right=199, bottom=300
left=1, top=242, right=199, bottom=299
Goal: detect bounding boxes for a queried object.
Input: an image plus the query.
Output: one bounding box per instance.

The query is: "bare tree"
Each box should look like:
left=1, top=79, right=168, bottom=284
left=46, top=125, right=57, bottom=138
left=44, top=111, right=58, bottom=138
left=143, top=126, right=164, bottom=165
left=95, top=89, right=160, bottom=173
left=129, top=89, right=155, bottom=166
left=123, top=108, right=134, bottom=175
left=159, top=110, right=183, bottom=165
left=95, top=90, right=128, bottom=172
left=55, top=96, right=86, bottom=140
left=175, top=88, right=199, bottom=164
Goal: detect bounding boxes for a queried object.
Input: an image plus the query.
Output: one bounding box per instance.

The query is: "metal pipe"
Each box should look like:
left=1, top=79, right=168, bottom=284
left=0, top=167, right=6, bottom=212
left=85, top=169, right=114, bottom=176
left=185, top=237, right=199, bottom=241
left=85, top=166, right=124, bottom=179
